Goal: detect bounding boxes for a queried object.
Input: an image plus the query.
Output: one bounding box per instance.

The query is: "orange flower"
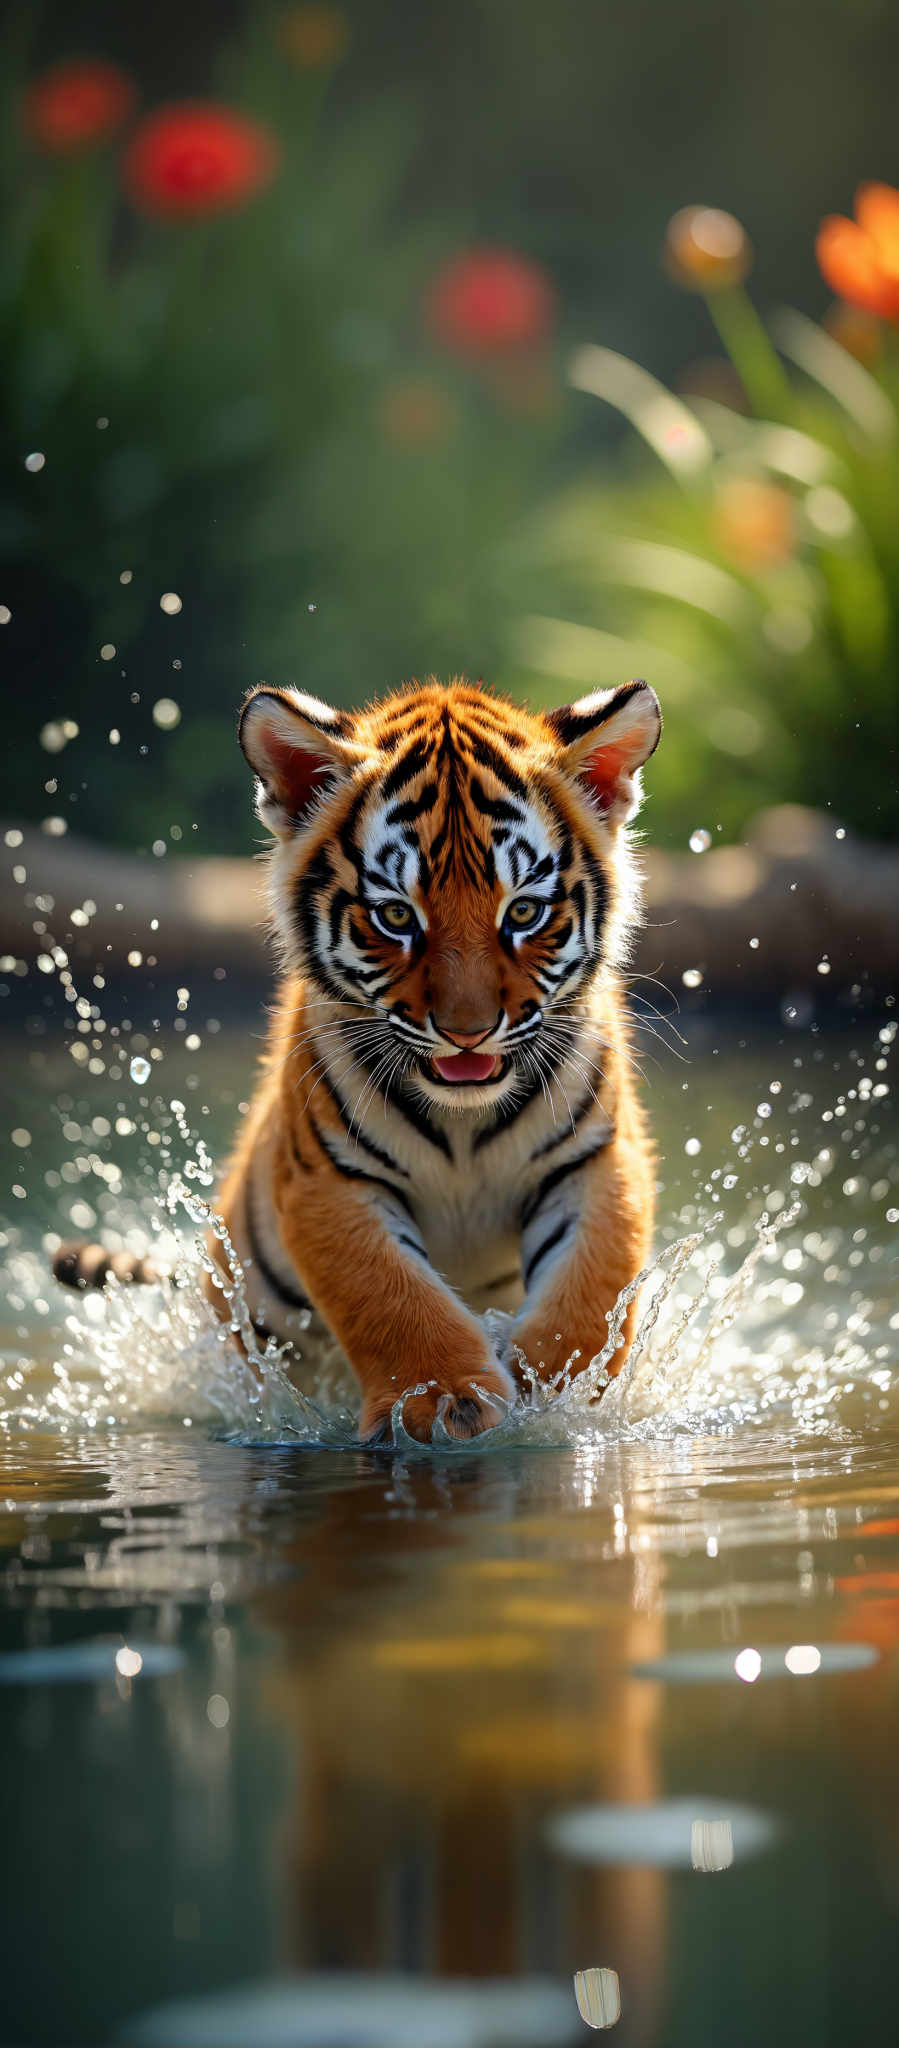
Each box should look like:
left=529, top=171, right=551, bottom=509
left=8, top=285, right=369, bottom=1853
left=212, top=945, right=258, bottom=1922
left=123, top=104, right=280, bottom=219
left=24, top=59, right=135, bottom=152
left=712, top=477, right=796, bottom=571
left=823, top=303, right=882, bottom=364
left=664, top=207, right=753, bottom=292
left=279, top=5, right=348, bottom=67
left=816, top=183, right=899, bottom=321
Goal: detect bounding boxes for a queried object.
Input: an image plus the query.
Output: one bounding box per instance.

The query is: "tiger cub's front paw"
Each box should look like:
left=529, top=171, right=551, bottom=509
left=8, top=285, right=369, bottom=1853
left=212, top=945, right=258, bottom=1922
left=359, top=1358, right=515, bottom=1446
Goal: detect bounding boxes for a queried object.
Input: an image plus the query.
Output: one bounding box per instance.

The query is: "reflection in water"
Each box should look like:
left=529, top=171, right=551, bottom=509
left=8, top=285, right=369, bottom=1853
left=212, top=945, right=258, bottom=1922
left=1, top=998, right=899, bottom=2048
left=632, top=1643, right=879, bottom=1683
left=690, top=1819, right=734, bottom=1872
left=0, top=1426, right=898, bottom=2041
left=573, top=1966, right=621, bottom=2029
left=0, top=1638, right=182, bottom=1683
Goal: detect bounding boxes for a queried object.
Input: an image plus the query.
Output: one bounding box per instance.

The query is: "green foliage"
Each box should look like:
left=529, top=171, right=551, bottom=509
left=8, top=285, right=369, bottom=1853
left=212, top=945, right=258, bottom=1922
left=0, top=7, right=568, bottom=851
left=512, top=299, right=899, bottom=846
left=3, top=6, right=898, bottom=855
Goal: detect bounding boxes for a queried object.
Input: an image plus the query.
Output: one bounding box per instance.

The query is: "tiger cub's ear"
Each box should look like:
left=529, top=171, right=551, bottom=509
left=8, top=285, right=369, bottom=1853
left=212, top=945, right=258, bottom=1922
left=239, top=687, right=359, bottom=838
left=546, top=679, right=661, bottom=825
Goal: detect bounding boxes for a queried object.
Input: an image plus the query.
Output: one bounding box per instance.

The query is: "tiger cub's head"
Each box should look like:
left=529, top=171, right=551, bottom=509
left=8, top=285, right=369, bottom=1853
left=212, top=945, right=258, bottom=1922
left=240, top=677, right=660, bottom=1106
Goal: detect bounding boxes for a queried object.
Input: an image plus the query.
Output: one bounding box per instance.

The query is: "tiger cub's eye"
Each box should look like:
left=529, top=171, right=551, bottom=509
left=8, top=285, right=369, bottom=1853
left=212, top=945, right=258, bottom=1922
left=504, top=897, right=546, bottom=933
left=373, top=900, right=416, bottom=936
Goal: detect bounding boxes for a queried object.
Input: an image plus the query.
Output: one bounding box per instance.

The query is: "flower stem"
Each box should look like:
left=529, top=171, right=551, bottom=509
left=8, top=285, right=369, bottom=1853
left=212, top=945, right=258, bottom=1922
left=705, top=285, right=794, bottom=421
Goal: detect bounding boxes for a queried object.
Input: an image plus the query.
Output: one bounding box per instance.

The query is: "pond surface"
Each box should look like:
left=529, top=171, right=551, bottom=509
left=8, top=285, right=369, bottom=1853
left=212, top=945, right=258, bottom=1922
left=1, top=1015, right=898, bottom=2045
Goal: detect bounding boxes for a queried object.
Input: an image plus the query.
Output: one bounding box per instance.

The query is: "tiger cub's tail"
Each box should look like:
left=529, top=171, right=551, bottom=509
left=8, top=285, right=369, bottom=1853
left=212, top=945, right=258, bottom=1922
left=52, top=1241, right=161, bottom=1291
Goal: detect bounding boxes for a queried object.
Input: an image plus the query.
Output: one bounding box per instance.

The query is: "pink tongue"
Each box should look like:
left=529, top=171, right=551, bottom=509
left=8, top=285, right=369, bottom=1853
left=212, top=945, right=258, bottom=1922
left=433, top=1050, right=498, bottom=1084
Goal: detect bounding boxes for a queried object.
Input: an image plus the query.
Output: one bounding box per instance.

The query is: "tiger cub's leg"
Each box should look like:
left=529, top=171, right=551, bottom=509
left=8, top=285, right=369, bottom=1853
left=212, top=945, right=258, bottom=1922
left=508, top=1131, right=654, bottom=1393
left=269, top=1138, right=515, bottom=1444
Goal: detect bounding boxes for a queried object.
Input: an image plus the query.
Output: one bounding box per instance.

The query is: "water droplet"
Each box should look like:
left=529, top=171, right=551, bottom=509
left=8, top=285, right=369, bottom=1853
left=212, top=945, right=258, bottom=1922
left=0, top=606, right=11, bottom=625
left=307, top=602, right=317, bottom=612
left=24, top=452, right=45, bottom=473
left=159, top=592, right=182, bottom=616
left=100, top=643, right=116, bottom=661
left=689, top=828, right=711, bottom=853
left=817, top=958, right=831, bottom=976
left=685, top=1137, right=702, bottom=1156
left=682, top=967, right=703, bottom=989
left=749, top=936, right=759, bottom=949
left=153, top=698, right=181, bottom=730
left=129, top=1056, right=151, bottom=1085
left=835, top=827, right=846, bottom=840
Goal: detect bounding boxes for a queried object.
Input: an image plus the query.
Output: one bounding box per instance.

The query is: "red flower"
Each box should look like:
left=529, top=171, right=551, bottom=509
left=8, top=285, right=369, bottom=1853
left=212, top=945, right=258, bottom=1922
left=424, top=248, right=555, bottom=357
left=24, top=59, right=135, bottom=153
left=123, top=104, right=280, bottom=219
left=816, top=183, right=899, bottom=322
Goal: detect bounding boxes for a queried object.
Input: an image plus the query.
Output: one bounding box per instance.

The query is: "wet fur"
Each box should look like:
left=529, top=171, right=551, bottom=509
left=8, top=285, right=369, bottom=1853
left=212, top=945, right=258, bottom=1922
left=57, top=675, right=661, bottom=1445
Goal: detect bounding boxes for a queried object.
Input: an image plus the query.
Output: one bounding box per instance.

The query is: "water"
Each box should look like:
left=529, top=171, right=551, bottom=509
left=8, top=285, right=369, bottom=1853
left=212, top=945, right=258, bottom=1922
left=1, top=1014, right=898, bottom=2043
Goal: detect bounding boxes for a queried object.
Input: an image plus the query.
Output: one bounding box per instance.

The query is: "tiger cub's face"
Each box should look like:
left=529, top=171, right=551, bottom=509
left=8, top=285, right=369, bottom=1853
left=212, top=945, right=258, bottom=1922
left=240, top=677, right=661, bottom=1109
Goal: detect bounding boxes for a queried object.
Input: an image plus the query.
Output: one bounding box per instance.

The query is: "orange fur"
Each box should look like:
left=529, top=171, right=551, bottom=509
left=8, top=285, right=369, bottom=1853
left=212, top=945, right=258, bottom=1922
left=208, top=675, right=662, bottom=1441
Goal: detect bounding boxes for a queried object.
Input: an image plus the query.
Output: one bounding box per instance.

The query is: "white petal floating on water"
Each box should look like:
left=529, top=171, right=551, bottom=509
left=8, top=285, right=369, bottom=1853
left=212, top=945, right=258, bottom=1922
left=546, top=1797, right=777, bottom=1868
left=691, top=1819, right=734, bottom=1872
left=573, top=1968, right=621, bottom=2029
left=118, top=1973, right=581, bottom=2046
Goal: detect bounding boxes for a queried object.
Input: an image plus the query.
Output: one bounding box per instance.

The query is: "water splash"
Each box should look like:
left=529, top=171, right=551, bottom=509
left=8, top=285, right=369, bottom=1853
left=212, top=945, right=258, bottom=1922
left=1, top=1014, right=896, bottom=1455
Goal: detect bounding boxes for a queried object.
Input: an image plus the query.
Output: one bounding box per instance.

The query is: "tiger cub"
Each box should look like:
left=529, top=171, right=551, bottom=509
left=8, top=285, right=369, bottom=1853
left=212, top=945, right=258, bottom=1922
left=210, top=674, right=661, bottom=1444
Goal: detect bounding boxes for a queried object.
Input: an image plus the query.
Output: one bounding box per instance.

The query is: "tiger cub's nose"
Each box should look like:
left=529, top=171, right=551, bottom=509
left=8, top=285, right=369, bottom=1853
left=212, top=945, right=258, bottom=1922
left=435, top=1021, right=496, bottom=1049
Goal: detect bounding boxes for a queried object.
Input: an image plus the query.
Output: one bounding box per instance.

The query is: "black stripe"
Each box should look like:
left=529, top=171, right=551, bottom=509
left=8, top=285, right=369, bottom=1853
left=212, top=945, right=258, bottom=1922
left=473, top=1065, right=547, bottom=1150
left=336, top=787, right=369, bottom=876
left=532, top=1088, right=596, bottom=1155
left=397, top=1233, right=429, bottom=1259
left=244, top=1183, right=310, bottom=1312
left=385, top=783, right=437, bottom=826
left=386, top=1075, right=452, bottom=1158
left=315, top=1067, right=409, bottom=1176
left=381, top=738, right=431, bottom=800
left=520, top=1139, right=608, bottom=1230
left=546, top=680, right=647, bottom=749
left=524, top=1218, right=571, bottom=1289
left=525, top=853, right=555, bottom=885
left=468, top=775, right=522, bottom=823
left=463, top=731, right=528, bottom=796
left=307, top=1106, right=418, bottom=1211
left=328, top=887, right=353, bottom=948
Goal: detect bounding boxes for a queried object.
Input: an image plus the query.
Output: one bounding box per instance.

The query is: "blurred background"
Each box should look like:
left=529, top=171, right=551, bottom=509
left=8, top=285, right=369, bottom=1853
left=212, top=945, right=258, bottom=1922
left=2, top=0, right=898, bottom=869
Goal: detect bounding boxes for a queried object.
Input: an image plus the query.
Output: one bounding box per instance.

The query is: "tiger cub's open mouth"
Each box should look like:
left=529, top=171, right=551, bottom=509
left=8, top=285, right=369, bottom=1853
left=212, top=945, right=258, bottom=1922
left=429, top=1050, right=505, bottom=1086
